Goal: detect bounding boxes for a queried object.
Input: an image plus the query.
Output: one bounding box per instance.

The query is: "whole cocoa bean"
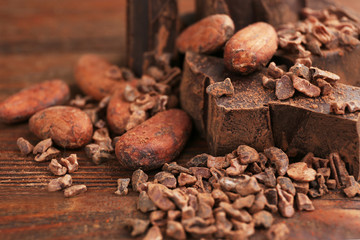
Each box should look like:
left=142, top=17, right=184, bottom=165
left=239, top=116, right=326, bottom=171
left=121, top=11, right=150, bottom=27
left=176, top=14, right=234, bottom=54
left=106, top=89, right=131, bottom=135
left=75, top=54, right=137, bottom=100
left=115, top=109, right=192, bottom=170
left=224, top=22, right=278, bottom=74
left=29, top=106, right=93, bottom=148
left=0, top=80, right=70, bottom=123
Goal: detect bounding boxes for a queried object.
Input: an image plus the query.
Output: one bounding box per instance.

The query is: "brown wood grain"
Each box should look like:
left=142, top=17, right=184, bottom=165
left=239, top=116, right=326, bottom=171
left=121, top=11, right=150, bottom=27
left=1, top=0, right=360, bottom=239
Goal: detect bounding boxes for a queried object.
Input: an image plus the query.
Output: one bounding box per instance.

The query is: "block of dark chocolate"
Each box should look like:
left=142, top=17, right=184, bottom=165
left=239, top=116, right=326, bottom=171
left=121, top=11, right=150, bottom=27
left=195, top=0, right=305, bottom=30
left=126, top=0, right=178, bottom=76
left=180, top=51, right=360, bottom=180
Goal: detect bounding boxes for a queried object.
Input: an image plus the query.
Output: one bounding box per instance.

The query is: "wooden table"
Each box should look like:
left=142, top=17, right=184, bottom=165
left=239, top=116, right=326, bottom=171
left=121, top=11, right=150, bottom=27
left=1, top=0, right=360, bottom=239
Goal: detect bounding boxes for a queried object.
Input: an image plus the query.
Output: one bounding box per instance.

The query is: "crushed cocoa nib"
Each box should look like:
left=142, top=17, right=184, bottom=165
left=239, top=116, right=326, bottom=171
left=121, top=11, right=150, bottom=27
left=253, top=210, right=273, bottom=229
left=17, top=137, right=34, bottom=156
left=33, top=138, right=52, bottom=155
left=225, top=191, right=240, bottom=202
left=249, top=190, right=268, bottom=214
left=277, top=176, right=296, bottom=196
left=305, top=34, right=322, bottom=55
left=276, top=184, right=295, bottom=218
left=289, top=63, right=311, bottom=80
left=310, top=67, right=339, bottom=86
left=326, top=179, right=337, bottom=190
left=254, top=168, right=276, bottom=188
left=206, top=78, right=234, bottom=98
left=154, top=171, right=177, bottom=189
left=212, top=189, right=230, bottom=203
left=149, top=210, right=167, bottom=226
left=343, top=176, right=360, bottom=198
left=189, top=167, right=211, bottom=179
left=34, top=147, right=60, bottom=162
left=264, top=188, right=278, bottom=206
left=315, top=78, right=333, bottom=95
left=181, top=206, right=196, bottom=222
left=132, top=169, right=148, bottom=192
left=267, top=222, right=290, bottom=240
left=248, top=162, right=262, bottom=174
left=83, top=108, right=98, bottom=124
left=69, top=94, right=92, bottom=108
left=48, top=174, right=72, bottom=192
left=295, top=57, right=312, bottom=68
left=188, top=194, right=198, bottom=211
left=214, top=210, right=232, bottom=238
left=264, top=147, right=289, bottom=176
left=226, top=158, right=247, bottom=176
left=64, top=185, right=87, bottom=198
left=267, top=62, right=284, bottom=79
left=163, top=162, right=190, bottom=174
left=219, top=176, right=261, bottom=196
left=59, top=154, right=78, bottom=173
left=308, top=188, right=322, bottom=198
left=207, top=155, right=229, bottom=169
left=126, top=110, right=147, bottom=131
left=147, top=183, right=175, bottom=211
left=330, top=152, right=349, bottom=186
left=124, top=218, right=150, bottom=237
left=138, top=191, right=157, bottom=213
left=115, top=178, right=130, bottom=196
left=105, top=65, right=123, bottom=79
left=317, top=173, right=329, bottom=196
left=48, top=159, right=67, bottom=176
left=219, top=202, right=252, bottom=222
left=287, top=162, right=316, bottom=182
left=275, top=74, right=295, bottom=100
left=164, top=188, right=189, bottom=210
left=92, top=128, right=113, bottom=151
left=167, top=210, right=181, bottom=221
left=186, top=153, right=209, bottom=167
left=262, top=75, right=277, bottom=89
left=232, top=194, right=255, bottom=209
left=182, top=217, right=217, bottom=236
left=123, top=84, right=140, bottom=102
left=237, top=145, right=259, bottom=164
left=231, top=220, right=255, bottom=237
left=197, top=201, right=213, bottom=219
left=166, top=220, right=186, bottom=240
left=178, top=173, right=197, bottom=187
left=84, top=143, right=113, bottom=165
left=292, top=75, right=321, bottom=98
left=296, top=193, right=315, bottom=211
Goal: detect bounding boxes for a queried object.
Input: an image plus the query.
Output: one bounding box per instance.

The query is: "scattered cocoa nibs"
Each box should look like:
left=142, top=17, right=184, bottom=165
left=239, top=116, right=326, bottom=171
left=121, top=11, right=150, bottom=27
left=182, top=217, right=217, bottom=236
left=197, top=201, right=213, bottom=219
left=154, top=171, right=177, bottom=189
left=277, top=176, right=296, bottom=196
left=287, top=162, right=317, bottom=182
left=315, top=78, right=333, bottom=96
left=59, top=154, right=79, bottom=173
left=143, top=225, right=163, bottom=240
left=137, top=191, right=157, bottom=213
left=178, top=173, right=197, bottom=187
left=310, top=67, right=340, bottom=86
left=292, top=75, right=321, bottom=98
left=267, top=62, right=284, bottom=79
left=262, top=75, right=277, bottom=90
left=253, top=210, right=274, bottom=229
left=231, top=220, right=255, bottom=237
left=206, top=78, right=234, bottom=98
left=149, top=210, right=167, bottom=227
left=237, top=145, right=259, bottom=164
left=267, top=222, right=290, bottom=240
left=115, top=178, right=130, bottom=196
left=232, top=194, right=255, bottom=209
left=166, top=220, right=186, bottom=240
left=316, top=173, right=329, bottom=196
left=48, top=174, right=72, bottom=192
left=83, top=108, right=98, bottom=124
left=84, top=143, right=113, bottom=165
left=162, top=162, right=190, bottom=174
left=34, top=147, right=60, bottom=162
left=264, top=147, right=289, bottom=176
left=125, top=110, right=147, bottom=131
left=33, top=138, right=52, bottom=155
left=16, top=137, right=34, bottom=155
left=296, top=193, right=315, bottom=211
left=48, top=159, right=67, bottom=176
left=105, top=65, right=123, bottom=79
left=276, top=184, right=295, bottom=218
left=124, top=218, right=150, bottom=237
left=132, top=169, right=149, bottom=192
left=64, top=184, right=87, bottom=198
left=147, top=183, right=175, bottom=211
left=343, top=176, right=360, bottom=198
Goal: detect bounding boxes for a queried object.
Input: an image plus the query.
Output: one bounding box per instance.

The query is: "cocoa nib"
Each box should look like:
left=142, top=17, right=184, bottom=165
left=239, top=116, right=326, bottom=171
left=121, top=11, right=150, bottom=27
left=92, top=128, right=113, bottom=150
left=253, top=210, right=273, bottom=229
left=287, top=162, right=316, bottom=182
left=310, top=67, right=339, bottom=86
left=163, top=162, right=190, bottom=174
left=237, top=145, right=259, bottom=164
left=232, top=195, right=255, bottom=209
left=276, top=184, right=295, bottom=218
left=206, top=78, right=234, bottom=98
left=33, top=138, right=52, bottom=154
left=264, top=147, right=289, bottom=176
left=59, top=154, right=79, bottom=173
left=124, top=218, right=150, bottom=237
left=189, top=167, right=211, bottom=179
left=34, top=147, right=60, bottom=162
left=143, top=225, right=163, bottom=240
left=262, top=75, right=276, bottom=89
left=115, top=178, right=130, bottom=196
left=267, top=62, right=284, bottom=79
left=277, top=176, right=296, bottom=196
left=137, top=191, right=157, bottom=213
left=166, top=220, right=186, bottom=240
left=289, top=63, right=311, bottom=80
left=275, top=75, right=295, bottom=100
left=296, top=193, right=315, bottom=211
left=48, top=159, right=67, bottom=176
left=132, top=169, right=149, bottom=192
left=85, top=143, right=113, bottom=165
left=178, top=173, right=197, bottom=187
left=147, top=183, right=175, bottom=211
left=17, top=137, right=34, bottom=155
left=186, top=153, right=209, bottom=167
left=64, top=185, right=87, bottom=198
left=343, top=176, right=360, bottom=198
left=267, top=223, right=290, bottom=240
left=154, top=171, right=177, bottom=189
left=48, top=174, right=72, bottom=192
left=225, top=158, right=247, bottom=177
left=292, top=75, right=321, bottom=98
left=149, top=210, right=167, bottom=227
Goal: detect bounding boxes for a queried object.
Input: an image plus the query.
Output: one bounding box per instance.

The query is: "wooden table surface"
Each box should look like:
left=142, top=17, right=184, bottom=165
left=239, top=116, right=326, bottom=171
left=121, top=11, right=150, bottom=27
left=1, top=0, right=360, bottom=239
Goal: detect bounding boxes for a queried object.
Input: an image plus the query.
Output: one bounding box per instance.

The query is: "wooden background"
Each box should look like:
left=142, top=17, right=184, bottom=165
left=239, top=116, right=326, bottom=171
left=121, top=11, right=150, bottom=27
left=0, top=0, right=360, bottom=239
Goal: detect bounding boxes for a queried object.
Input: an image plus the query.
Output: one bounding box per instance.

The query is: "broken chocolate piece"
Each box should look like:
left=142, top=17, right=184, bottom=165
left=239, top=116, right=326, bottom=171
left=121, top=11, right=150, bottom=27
left=64, top=185, right=87, bottom=198
left=115, top=178, right=130, bottom=196
left=16, top=137, right=34, bottom=155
